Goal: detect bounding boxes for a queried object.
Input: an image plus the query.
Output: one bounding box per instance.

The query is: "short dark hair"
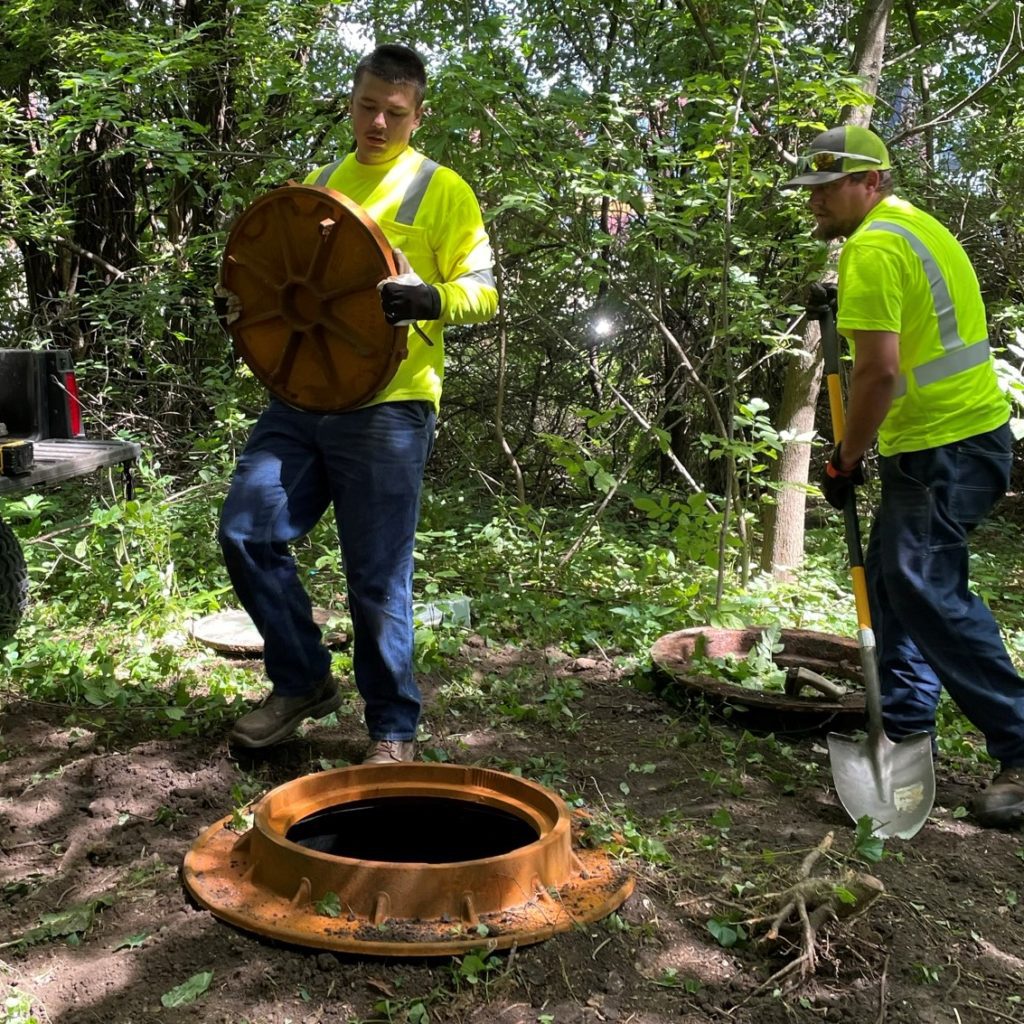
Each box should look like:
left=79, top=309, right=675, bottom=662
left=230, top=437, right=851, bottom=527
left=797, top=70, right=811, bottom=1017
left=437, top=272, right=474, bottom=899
left=353, top=44, right=427, bottom=105
left=848, top=169, right=894, bottom=196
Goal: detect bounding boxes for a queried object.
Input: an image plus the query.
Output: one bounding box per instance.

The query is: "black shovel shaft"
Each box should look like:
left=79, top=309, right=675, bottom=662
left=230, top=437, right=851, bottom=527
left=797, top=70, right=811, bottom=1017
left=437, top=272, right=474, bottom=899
left=811, top=286, right=885, bottom=731
left=809, top=286, right=871, bottom=633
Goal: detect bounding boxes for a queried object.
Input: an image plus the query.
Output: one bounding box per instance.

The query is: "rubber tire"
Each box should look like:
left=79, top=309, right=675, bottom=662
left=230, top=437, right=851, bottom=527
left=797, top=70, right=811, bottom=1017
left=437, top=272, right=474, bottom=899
left=0, top=517, right=28, bottom=640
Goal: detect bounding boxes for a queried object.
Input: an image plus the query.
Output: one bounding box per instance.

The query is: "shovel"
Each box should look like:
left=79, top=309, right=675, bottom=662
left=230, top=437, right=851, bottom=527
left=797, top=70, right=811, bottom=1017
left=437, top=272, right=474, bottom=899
left=810, top=284, right=935, bottom=840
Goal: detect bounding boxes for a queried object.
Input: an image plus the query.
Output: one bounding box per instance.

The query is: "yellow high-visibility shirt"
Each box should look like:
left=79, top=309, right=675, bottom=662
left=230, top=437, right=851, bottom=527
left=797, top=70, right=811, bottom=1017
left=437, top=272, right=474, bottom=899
left=306, top=145, right=497, bottom=410
left=837, top=195, right=1008, bottom=455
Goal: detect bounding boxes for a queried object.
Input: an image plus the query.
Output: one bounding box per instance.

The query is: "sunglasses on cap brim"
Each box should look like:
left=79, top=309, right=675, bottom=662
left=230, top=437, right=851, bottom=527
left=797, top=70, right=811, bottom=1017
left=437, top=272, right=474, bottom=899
left=798, top=149, right=884, bottom=173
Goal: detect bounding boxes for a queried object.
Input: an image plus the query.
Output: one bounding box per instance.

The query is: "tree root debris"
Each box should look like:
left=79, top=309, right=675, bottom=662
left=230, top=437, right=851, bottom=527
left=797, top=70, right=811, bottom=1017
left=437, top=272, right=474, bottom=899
left=739, top=832, right=885, bottom=996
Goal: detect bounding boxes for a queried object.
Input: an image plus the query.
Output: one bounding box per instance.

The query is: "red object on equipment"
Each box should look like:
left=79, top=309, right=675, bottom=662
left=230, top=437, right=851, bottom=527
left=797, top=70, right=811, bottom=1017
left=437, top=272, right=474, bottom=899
left=63, top=371, right=83, bottom=437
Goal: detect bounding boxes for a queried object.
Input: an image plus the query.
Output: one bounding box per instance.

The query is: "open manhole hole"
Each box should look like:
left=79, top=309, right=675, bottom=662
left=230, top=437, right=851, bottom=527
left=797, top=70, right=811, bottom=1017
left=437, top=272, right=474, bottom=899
left=183, top=763, right=634, bottom=955
left=286, top=797, right=539, bottom=861
left=652, top=626, right=866, bottom=726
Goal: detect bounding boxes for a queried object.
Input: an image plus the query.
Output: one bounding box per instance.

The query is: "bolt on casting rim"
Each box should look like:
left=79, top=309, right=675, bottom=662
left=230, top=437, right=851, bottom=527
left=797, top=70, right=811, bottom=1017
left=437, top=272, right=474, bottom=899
left=183, top=762, right=634, bottom=956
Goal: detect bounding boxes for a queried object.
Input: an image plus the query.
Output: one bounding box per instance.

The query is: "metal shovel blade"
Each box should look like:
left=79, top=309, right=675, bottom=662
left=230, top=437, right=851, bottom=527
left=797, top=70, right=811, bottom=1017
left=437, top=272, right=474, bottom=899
left=827, top=729, right=936, bottom=839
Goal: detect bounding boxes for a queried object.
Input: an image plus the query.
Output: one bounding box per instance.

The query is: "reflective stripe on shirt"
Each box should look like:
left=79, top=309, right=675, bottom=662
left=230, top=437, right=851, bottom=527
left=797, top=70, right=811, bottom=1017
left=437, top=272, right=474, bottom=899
left=312, top=156, right=440, bottom=227
left=462, top=268, right=496, bottom=288
left=394, top=158, right=439, bottom=225
left=313, top=160, right=344, bottom=187
left=866, top=220, right=990, bottom=397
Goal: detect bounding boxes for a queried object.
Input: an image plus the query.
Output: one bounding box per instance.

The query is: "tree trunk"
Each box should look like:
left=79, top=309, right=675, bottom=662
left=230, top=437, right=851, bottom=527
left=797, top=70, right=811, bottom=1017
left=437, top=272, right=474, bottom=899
left=760, top=0, right=895, bottom=577
left=841, top=0, right=898, bottom=127
left=760, top=319, right=823, bottom=578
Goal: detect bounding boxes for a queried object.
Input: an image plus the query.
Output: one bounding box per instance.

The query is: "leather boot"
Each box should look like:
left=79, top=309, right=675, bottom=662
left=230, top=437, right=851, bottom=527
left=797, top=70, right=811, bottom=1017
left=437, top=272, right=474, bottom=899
left=228, top=674, right=341, bottom=749
left=972, top=766, right=1024, bottom=828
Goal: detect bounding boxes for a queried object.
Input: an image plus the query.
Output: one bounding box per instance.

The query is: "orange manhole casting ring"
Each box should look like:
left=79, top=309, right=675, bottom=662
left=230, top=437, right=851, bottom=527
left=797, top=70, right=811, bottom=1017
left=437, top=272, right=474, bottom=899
left=183, top=763, right=634, bottom=956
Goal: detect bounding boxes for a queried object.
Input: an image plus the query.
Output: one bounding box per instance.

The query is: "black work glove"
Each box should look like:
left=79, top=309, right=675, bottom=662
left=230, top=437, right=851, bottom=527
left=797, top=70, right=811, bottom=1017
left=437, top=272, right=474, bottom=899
left=378, top=273, right=441, bottom=325
left=819, top=443, right=864, bottom=510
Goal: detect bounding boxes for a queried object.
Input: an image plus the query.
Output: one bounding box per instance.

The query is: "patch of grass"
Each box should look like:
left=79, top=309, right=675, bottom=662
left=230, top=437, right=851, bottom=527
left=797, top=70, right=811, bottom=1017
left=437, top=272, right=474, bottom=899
left=4, top=474, right=1019, bottom=781
left=1, top=989, right=42, bottom=1024
left=579, top=804, right=672, bottom=865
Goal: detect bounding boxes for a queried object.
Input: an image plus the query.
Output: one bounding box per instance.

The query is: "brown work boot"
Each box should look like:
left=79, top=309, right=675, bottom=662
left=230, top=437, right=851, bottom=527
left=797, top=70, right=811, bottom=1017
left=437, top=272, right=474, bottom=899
left=972, top=766, right=1024, bottom=829
left=363, top=739, right=417, bottom=764
left=228, top=674, right=341, bottom=749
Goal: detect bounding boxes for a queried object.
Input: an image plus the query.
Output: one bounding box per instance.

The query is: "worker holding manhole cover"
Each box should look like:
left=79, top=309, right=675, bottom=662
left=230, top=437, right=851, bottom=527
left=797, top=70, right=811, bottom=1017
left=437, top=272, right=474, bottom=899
left=217, top=44, right=497, bottom=761
left=784, top=125, right=1024, bottom=829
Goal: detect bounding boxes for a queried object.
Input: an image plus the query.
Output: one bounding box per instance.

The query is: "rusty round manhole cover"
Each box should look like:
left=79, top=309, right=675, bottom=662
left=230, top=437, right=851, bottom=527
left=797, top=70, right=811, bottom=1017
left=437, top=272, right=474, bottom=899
left=189, top=607, right=346, bottom=655
left=183, top=763, right=634, bottom=956
left=221, top=183, right=407, bottom=412
left=651, top=626, right=865, bottom=716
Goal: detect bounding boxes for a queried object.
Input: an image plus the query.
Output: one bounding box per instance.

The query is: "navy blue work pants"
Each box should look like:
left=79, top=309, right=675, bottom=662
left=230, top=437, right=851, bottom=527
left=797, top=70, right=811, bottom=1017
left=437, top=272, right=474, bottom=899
left=218, top=398, right=435, bottom=741
left=866, top=422, right=1024, bottom=768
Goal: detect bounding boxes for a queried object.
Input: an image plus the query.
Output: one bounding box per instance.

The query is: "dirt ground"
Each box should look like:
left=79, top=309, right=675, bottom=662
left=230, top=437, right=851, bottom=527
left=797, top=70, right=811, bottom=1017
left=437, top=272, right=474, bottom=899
left=2, top=638, right=1023, bottom=1024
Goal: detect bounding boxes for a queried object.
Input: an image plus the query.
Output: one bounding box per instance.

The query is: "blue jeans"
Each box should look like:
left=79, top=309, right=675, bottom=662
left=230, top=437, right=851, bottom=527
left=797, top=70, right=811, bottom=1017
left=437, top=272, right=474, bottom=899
left=866, top=422, right=1024, bottom=768
left=218, top=399, right=435, bottom=741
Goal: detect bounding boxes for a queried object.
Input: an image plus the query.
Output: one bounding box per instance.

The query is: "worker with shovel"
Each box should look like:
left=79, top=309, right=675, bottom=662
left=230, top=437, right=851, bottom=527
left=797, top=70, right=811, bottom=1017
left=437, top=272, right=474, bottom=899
left=784, top=125, right=1024, bottom=829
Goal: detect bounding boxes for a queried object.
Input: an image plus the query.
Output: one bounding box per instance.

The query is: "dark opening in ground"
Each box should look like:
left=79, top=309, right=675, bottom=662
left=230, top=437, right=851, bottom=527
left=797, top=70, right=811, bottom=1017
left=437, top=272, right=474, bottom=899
left=285, top=796, right=540, bottom=862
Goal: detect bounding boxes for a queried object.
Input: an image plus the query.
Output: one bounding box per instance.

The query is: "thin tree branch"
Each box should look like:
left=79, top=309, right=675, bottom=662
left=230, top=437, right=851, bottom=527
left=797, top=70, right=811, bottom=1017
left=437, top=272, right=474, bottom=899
left=676, top=0, right=797, bottom=165
left=631, top=299, right=730, bottom=439
left=50, top=237, right=125, bottom=280
left=884, top=0, right=1003, bottom=68
left=888, top=22, right=1024, bottom=146
left=492, top=253, right=526, bottom=504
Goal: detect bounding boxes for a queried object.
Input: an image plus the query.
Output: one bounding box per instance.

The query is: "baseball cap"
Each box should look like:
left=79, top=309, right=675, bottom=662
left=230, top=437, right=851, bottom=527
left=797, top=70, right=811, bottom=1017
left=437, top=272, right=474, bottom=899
left=782, top=125, right=891, bottom=188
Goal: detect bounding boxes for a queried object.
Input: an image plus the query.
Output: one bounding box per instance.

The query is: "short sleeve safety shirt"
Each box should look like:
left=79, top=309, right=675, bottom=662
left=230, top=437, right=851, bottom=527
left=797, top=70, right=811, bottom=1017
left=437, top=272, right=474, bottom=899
left=837, top=195, right=1008, bottom=455
left=305, top=146, right=497, bottom=410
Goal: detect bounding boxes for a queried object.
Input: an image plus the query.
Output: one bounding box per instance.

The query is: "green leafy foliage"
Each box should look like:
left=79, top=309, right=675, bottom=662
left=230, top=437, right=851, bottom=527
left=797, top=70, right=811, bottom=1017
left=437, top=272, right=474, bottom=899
left=833, top=885, right=858, bottom=906
left=455, top=951, right=502, bottom=986
left=853, top=815, right=886, bottom=864
left=707, top=916, right=748, bottom=948
left=1, top=0, right=1020, bottom=622
left=2, top=990, right=41, bottom=1024
left=4, top=474, right=1019, bottom=786
left=581, top=806, right=672, bottom=865
left=0, top=0, right=1020, bottom=541
left=315, top=892, right=342, bottom=918
left=160, top=971, right=214, bottom=1008
left=914, top=963, right=943, bottom=985
left=689, top=624, right=788, bottom=692
left=3, top=894, right=114, bottom=949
